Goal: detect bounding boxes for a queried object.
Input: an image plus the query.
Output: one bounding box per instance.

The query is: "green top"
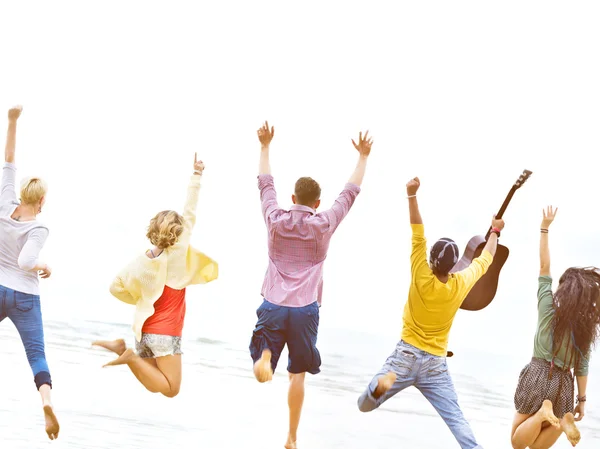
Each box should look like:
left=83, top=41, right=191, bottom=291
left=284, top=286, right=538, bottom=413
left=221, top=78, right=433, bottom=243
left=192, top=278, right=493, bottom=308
left=533, top=276, right=589, bottom=376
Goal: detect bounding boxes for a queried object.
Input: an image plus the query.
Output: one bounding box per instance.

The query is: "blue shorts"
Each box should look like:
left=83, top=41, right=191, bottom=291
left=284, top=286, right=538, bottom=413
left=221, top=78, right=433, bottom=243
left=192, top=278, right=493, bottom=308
left=249, top=299, right=321, bottom=375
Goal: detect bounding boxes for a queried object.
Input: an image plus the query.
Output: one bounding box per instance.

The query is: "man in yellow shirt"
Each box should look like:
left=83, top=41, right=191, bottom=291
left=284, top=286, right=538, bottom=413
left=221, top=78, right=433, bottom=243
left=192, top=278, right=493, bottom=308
left=357, top=176, right=505, bottom=449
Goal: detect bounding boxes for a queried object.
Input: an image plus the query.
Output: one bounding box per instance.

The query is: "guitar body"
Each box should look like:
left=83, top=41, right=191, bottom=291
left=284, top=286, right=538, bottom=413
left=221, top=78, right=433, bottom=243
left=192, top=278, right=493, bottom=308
left=450, top=235, right=510, bottom=311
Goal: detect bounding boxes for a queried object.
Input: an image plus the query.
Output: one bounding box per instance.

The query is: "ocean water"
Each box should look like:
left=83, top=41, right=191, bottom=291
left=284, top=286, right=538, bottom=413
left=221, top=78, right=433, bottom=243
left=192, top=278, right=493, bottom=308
left=1, top=319, right=599, bottom=449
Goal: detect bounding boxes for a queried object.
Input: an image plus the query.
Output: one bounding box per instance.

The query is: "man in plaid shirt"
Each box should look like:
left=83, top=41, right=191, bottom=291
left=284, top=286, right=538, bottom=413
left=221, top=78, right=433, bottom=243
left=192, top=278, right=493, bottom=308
left=249, top=121, right=372, bottom=449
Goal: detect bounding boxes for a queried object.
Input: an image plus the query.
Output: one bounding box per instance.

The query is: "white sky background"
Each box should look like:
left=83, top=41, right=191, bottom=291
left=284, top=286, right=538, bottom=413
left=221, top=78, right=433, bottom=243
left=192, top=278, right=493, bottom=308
left=1, top=1, right=599, bottom=363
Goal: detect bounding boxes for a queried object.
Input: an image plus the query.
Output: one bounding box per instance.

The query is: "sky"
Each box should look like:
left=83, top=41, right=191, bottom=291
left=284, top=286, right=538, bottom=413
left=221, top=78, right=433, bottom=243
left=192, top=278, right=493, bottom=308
left=1, top=1, right=599, bottom=366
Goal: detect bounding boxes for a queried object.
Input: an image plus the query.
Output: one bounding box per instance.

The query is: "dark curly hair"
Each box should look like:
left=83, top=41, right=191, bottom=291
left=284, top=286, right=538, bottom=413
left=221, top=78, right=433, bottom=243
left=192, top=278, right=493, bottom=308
left=551, top=267, right=600, bottom=370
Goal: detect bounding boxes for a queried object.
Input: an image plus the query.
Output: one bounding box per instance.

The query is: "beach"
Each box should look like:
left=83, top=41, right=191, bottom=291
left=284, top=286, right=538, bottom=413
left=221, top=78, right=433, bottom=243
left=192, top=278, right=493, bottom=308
left=1, top=318, right=598, bottom=449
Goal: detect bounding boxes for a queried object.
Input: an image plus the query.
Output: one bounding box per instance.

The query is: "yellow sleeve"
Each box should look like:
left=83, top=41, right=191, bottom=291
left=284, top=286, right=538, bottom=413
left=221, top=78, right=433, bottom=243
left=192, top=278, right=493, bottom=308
left=410, top=224, right=431, bottom=281
left=182, top=175, right=202, bottom=233
left=109, top=274, right=137, bottom=305
left=456, top=250, right=493, bottom=290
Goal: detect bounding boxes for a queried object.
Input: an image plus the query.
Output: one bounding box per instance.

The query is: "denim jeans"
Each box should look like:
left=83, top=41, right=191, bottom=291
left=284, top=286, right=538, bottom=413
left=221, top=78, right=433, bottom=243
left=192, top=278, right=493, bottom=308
left=0, top=284, right=52, bottom=389
left=358, top=340, right=482, bottom=449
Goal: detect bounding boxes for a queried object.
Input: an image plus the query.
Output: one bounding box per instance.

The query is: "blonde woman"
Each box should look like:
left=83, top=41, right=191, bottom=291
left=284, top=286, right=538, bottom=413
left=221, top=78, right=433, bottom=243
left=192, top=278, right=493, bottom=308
left=0, top=106, right=59, bottom=440
left=93, top=154, right=218, bottom=397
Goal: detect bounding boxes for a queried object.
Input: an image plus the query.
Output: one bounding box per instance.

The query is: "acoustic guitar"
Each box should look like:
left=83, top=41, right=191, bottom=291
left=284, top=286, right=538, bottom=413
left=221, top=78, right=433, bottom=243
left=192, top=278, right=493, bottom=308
left=451, top=169, right=533, bottom=311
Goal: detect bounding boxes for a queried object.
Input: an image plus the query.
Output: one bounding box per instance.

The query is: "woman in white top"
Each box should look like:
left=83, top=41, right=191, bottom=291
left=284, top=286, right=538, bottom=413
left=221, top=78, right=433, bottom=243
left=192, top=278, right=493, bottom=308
left=0, top=106, right=58, bottom=440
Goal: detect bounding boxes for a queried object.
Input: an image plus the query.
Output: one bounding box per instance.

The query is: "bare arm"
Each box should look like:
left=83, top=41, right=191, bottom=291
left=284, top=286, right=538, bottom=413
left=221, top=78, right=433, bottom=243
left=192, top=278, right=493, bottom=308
left=5, top=106, right=22, bottom=163
left=539, top=206, right=557, bottom=277
left=408, top=196, right=423, bottom=225
left=348, top=130, right=372, bottom=186
left=5, top=121, right=16, bottom=163
left=347, top=155, right=368, bottom=186
left=483, top=233, right=499, bottom=257
left=406, top=177, right=423, bottom=224
left=257, top=121, right=274, bottom=176
left=576, top=375, right=587, bottom=398
left=259, top=145, right=271, bottom=175
left=574, top=375, right=588, bottom=421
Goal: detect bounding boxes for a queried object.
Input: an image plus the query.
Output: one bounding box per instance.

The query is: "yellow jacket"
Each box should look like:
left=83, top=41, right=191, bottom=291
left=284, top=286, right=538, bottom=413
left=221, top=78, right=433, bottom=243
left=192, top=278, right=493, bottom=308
left=109, top=174, right=218, bottom=341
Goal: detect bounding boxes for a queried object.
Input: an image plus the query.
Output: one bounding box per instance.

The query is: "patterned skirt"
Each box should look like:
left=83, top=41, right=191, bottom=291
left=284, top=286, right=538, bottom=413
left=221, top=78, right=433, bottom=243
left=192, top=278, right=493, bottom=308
left=514, top=357, right=574, bottom=418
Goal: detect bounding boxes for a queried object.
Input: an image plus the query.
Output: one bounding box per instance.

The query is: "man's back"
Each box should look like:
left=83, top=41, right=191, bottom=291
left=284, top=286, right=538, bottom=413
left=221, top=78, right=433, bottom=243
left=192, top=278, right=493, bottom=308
left=401, top=223, right=493, bottom=356
left=258, top=174, right=360, bottom=307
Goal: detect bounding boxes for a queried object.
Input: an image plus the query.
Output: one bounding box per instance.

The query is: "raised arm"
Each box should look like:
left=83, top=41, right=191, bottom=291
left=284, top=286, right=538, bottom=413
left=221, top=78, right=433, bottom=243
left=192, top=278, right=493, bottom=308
left=2, top=106, right=22, bottom=204
left=5, top=106, right=22, bottom=164
left=181, top=153, right=205, bottom=233
left=347, top=130, right=372, bottom=186
left=480, top=215, right=504, bottom=257
left=405, top=177, right=430, bottom=277
left=258, top=121, right=274, bottom=176
left=321, top=131, right=371, bottom=232
left=406, top=177, right=422, bottom=225
left=457, top=216, right=504, bottom=287
left=539, top=206, right=556, bottom=276
left=256, top=121, right=280, bottom=226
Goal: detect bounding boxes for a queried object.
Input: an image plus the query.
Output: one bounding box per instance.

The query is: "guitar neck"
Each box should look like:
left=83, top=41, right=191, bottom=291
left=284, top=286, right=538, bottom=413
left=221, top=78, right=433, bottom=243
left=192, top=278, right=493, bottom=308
left=485, top=187, right=517, bottom=238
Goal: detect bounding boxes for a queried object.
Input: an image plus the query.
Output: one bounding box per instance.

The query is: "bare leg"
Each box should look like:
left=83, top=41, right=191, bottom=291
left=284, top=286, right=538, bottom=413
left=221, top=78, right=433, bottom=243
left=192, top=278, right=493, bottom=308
left=530, top=422, right=563, bottom=449
left=92, top=339, right=126, bottom=355
left=511, top=400, right=561, bottom=449
left=103, top=349, right=182, bottom=397
left=285, top=372, right=305, bottom=449
left=253, top=349, right=273, bottom=383
left=39, top=384, right=59, bottom=440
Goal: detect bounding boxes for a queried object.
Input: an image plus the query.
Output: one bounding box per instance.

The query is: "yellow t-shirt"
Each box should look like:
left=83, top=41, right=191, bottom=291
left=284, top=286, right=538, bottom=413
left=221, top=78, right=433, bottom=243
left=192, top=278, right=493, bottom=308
left=400, top=224, right=493, bottom=356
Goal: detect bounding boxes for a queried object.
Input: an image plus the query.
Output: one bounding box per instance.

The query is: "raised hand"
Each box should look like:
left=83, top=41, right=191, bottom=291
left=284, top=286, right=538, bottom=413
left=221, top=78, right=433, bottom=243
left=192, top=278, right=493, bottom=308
left=257, top=121, right=275, bottom=148
left=8, top=105, right=23, bottom=122
left=193, top=152, right=205, bottom=174
left=406, top=177, right=420, bottom=196
left=491, top=215, right=505, bottom=231
left=541, top=206, right=557, bottom=229
left=352, top=130, right=373, bottom=157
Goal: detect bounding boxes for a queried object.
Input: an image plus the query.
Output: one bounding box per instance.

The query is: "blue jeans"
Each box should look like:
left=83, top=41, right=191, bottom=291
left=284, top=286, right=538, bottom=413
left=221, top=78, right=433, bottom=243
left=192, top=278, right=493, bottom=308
left=0, top=285, right=52, bottom=390
left=357, top=340, right=482, bottom=449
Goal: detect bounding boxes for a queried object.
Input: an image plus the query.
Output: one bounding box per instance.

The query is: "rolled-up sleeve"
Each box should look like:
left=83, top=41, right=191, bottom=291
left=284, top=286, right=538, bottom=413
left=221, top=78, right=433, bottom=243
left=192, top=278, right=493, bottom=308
left=322, top=183, right=361, bottom=233
left=258, top=174, right=281, bottom=228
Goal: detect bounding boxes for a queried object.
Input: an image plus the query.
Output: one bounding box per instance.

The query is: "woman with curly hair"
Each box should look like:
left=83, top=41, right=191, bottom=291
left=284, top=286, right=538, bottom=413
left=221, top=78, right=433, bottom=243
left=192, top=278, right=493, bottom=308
left=93, top=154, right=218, bottom=398
left=511, top=206, right=600, bottom=449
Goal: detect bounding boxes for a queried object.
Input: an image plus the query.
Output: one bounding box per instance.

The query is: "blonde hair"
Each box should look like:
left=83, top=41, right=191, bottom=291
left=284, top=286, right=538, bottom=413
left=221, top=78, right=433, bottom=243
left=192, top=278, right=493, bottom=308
left=20, top=177, right=48, bottom=205
left=146, top=210, right=184, bottom=249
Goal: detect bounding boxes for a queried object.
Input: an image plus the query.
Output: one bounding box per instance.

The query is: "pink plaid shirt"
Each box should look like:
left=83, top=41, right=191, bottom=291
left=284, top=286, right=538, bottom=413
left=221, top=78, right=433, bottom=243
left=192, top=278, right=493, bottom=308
left=258, top=174, right=361, bottom=307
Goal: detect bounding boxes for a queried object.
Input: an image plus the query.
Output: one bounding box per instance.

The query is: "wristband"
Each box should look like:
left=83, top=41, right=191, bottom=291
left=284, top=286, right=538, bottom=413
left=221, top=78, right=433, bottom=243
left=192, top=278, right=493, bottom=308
left=540, top=228, right=548, bottom=233
left=576, top=395, right=586, bottom=403
left=407, top=195, right=416, bottom=199
left=490, top=227, right=501, bottom=237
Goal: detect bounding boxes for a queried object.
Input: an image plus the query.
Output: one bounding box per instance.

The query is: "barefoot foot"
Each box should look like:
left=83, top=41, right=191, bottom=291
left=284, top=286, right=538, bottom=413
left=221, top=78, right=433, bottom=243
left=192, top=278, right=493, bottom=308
left=43, top=403, right=60, bottom=440
left=537, top=399, right=560, bottom=428
left=373, top=371, right=397, bottom=399
left=92, top=338, right=126, bottom=355
left=103, top=347, right=136, bottom=367
left=561, top=412, right=581, bottom=446
left=285, top=434, right=297, bottom=449
left=254, top=349, right=273, bottom=383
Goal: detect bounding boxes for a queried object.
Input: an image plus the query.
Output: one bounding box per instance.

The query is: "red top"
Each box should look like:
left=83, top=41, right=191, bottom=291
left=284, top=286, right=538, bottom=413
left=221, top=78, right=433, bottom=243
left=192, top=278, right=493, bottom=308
left=142, top=285, right=186, bottom=337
